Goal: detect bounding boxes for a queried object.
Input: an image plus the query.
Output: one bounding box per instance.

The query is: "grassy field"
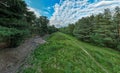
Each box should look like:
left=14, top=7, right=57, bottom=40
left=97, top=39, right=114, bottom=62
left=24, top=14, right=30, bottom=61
left=21, top=32, right=120, bottom=73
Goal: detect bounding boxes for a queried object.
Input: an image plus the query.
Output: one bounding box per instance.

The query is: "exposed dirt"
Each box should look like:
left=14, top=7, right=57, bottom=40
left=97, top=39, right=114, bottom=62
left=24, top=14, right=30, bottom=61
left=0, top=36, right=46, bottom=73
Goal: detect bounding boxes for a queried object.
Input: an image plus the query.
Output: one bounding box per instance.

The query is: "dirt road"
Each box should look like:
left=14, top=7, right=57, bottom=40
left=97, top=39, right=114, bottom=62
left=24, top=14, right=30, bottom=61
left=0, top=36, right=46, bottom=73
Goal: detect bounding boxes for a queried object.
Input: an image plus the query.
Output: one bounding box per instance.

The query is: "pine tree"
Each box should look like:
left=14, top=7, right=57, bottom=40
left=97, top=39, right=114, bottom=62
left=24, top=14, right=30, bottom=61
left=113, top=6, right=120, bottom=50
left=35, top=16, right=49, bottom=36
left=73, top=7, right=120, bottom=50
left=0, top=0, right=29, bottom=47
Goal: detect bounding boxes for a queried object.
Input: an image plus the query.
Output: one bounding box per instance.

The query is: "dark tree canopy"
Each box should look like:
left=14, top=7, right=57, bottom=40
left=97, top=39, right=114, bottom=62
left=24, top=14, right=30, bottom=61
left=0, top=0, right=57, bottom=48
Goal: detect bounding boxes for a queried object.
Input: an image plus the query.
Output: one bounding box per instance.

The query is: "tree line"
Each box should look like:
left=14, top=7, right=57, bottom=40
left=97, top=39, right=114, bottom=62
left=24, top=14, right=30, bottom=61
left=59, top=7, right=120, bottom=51
left=0, top=0, right=57, bottom=48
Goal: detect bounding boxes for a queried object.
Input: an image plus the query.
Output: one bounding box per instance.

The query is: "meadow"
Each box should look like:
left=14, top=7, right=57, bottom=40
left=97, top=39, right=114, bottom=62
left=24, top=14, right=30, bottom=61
left=22, top=32, right=120, bottom=73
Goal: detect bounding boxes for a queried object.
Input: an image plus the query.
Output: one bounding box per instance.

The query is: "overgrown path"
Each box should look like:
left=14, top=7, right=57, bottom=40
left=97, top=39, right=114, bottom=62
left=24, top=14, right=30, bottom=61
left=0, top=36, right=46, bottom=73
left=74, top=41, right=109, bottom=73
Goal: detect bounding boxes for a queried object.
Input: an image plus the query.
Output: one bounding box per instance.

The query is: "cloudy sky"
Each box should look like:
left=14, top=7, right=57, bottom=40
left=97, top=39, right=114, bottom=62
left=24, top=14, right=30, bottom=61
left=25, top=0, right=120, bottom=27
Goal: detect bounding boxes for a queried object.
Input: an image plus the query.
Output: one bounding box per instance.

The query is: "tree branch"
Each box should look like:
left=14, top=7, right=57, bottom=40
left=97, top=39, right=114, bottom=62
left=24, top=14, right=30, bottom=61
left=0, top=1, right=9, bottom=7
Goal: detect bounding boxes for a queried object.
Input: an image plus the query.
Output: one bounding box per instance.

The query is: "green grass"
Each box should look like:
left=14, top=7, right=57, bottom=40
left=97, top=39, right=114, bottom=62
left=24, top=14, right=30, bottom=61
left=22, top=32, right=120, bottom=73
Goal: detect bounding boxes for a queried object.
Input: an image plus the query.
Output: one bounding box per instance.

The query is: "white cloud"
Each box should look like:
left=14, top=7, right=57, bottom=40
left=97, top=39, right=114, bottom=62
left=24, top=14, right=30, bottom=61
left=47, top=7, right=51, bottom=10
left=94, top=0, right=120, bottom=7
left=50, top=0, right=120, bottom=27
left=27, top=7, right=41, bottom=17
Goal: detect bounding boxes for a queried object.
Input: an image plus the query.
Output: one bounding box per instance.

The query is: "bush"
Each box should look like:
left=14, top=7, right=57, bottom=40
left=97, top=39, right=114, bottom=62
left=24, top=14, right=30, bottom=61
left=0, top=26, right=29, bottom=48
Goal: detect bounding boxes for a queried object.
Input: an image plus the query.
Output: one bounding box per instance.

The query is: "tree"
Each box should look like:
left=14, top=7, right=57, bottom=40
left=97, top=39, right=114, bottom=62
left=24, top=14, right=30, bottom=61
left=0, top=0, right=29, bottom=48
left=48, top=25, right=58, bottom=34
left=113, top=6, right=120, bottom=50
left=101, top=8, right=113, bottom=47
left=73, top=16, right=95, bottom=42
left=72, top=7, right=120, bottom=50
left=35, top=16, right=49, bottom=36
left=67, top=24, right=75, bottom=35
left=25, top=11, right=37, bottom=34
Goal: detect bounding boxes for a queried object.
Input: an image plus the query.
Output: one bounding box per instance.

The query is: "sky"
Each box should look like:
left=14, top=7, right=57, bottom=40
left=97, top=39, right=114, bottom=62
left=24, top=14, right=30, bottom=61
left=25, top=0, right=120, bottom=27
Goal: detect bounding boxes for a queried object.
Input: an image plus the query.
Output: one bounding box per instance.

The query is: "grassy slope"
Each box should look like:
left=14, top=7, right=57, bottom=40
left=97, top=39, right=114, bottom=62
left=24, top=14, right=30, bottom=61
left=22, top=32, right=120, bottom=73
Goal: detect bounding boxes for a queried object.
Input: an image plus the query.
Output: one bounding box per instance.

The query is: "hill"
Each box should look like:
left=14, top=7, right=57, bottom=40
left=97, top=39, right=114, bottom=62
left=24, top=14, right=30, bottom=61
left=22, top=32, right=120, bottom=73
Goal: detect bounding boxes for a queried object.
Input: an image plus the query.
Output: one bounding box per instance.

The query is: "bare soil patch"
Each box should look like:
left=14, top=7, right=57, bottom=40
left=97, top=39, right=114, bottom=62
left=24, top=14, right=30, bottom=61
left=0, top=36, right=46, bottom=73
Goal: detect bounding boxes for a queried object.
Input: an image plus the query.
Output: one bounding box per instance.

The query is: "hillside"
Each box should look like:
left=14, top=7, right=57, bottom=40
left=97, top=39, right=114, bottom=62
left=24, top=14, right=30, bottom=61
left=21, top=32, right=120, bottom=73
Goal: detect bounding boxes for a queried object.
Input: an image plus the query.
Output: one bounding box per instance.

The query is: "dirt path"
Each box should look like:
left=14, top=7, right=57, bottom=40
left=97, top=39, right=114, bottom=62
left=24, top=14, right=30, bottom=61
left=0, top=36, right=46, bottom=73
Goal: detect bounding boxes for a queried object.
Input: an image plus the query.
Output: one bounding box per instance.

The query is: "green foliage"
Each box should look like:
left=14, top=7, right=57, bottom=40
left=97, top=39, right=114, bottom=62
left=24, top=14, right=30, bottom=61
left=0, top=18, right=28, bottom=29
left=73, top=7, right=120, bottom=50
left=0, top=0, right=29, bottom=48
left=48, top=25, right=58, bottom=34
left=0, top=0, right=56, bottom=48
left=23, top=68, right=36, bottom=73
left=0, top=26, right=29, bottom=47
left=37, top=16, right=49, bottom=35
left=73, top=16, right=94, bottom=42
left=34, top=16, right=57, bottom=36
left=21, top=32, right=120, bottom=73
left=59, top=24, right=75, bottom=35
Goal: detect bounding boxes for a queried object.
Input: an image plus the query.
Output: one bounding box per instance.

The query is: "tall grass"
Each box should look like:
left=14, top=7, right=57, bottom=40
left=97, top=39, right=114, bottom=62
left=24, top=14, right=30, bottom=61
left=22, top=32, right=120, bottom=73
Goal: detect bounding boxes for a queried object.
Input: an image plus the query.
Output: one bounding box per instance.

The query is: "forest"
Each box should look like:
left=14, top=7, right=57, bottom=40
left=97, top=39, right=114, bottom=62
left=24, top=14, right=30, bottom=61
left=0, top=0, right=119, bottom=51
left=0, top=0, right=57, bottom=48
left=60, top=7, right=120, bottom=51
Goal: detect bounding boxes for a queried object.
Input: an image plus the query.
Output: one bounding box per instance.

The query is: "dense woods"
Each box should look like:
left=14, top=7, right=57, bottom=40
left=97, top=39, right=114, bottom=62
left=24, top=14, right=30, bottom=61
left=60, top=7, right=120, bottom=51
left=0, top=0, right=57, bottom=48
left=0, top=0, right=119, bottom=51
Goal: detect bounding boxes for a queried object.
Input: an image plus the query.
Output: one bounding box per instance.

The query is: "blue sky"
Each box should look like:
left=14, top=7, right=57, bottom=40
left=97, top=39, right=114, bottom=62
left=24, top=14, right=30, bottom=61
left=25, top=0, right=120, bottom=27
left=25, top=0, right=60, bottom=18
left=25, top=0, right=95, bottom=18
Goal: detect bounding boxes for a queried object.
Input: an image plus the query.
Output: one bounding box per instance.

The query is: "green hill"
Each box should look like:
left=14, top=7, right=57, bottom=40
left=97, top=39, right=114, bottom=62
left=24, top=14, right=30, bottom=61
left=22, top=32, right=120, bottom=73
